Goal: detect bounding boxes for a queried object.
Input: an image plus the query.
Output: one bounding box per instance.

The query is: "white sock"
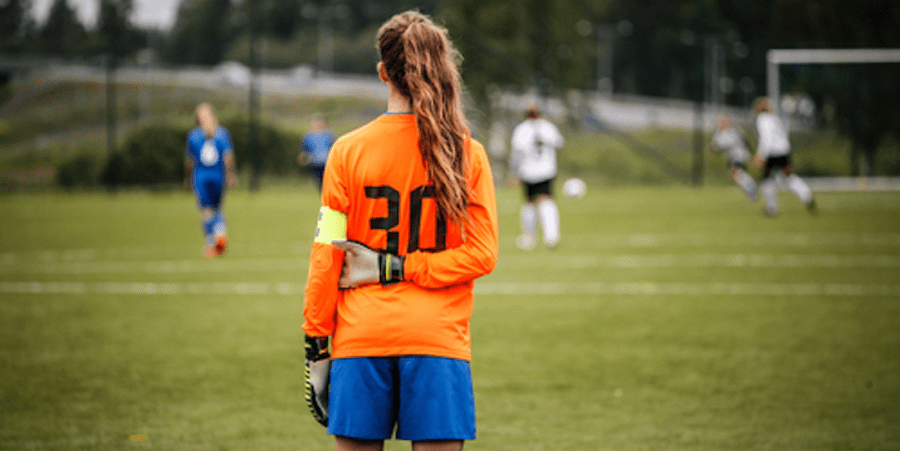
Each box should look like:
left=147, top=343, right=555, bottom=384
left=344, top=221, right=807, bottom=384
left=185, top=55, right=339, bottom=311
left=786, top=174, right=813, bottom=204
left=734, top=169, right=758, bottom=200
left=761, top=178, right=778, bottom=215
left=537, top=199, right=560, bottom=247
left=520, top=203, right=537, bottom=238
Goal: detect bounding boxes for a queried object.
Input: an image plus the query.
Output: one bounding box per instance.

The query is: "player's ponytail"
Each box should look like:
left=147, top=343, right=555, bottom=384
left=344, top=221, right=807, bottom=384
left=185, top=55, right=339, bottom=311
left=378, top=11, right=470, bottom=225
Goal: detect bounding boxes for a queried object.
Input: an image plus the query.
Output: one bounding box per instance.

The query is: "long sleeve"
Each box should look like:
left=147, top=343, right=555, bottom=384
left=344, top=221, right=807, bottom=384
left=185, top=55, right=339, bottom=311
left=403, top=144, right=499, bottom=288
left=301, top=149, right=350, bottom=337
left=301, top=243, right=344, bottom=337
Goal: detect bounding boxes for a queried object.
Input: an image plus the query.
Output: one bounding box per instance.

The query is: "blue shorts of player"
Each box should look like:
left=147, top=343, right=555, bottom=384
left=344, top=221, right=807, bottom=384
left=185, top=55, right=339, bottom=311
left=193, top=170, right=224, bottom=208
left=328, top=356, right=476, bottom=441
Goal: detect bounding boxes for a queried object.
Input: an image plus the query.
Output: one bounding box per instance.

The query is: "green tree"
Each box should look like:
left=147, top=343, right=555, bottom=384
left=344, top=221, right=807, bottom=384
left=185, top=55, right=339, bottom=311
left=443, top=0, right=608, bottom=103
left=166, top=0, right=236, bottom=65
left=0, top=0, right=33, bottom=52
left=38, top=0, right=88, bottom=55
left=95, top=0, right=146, bottom=56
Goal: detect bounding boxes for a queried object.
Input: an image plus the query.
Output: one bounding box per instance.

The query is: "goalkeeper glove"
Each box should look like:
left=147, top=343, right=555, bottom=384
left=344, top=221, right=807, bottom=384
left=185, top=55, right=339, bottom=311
left=304, top=335, right=331, bottom=427
left=331, top=240, right=404, bottom=288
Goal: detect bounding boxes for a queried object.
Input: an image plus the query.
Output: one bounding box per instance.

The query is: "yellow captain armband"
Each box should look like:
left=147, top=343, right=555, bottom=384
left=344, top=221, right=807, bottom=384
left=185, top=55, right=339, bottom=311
left=313, top=206, right=347, bottom=244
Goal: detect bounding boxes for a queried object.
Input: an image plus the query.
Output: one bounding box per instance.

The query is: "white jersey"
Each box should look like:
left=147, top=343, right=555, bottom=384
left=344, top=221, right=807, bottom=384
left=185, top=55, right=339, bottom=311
left=509, top=118, right=564, bottom=183
left=755, top=112, right=791, bottom=159
left=710, top=127, right=751, bottom=165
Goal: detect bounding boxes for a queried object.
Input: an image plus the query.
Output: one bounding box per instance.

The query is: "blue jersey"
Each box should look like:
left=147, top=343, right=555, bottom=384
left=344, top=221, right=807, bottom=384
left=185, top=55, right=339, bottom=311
left=187, top=126, right=233, bottom=209
left=186, top=126, right=233, bottom=176
left=301, top=130, right=335, bottom=167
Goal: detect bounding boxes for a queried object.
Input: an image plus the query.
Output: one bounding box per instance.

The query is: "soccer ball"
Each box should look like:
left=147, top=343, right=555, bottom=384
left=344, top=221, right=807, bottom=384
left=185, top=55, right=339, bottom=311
left=562, top=177, right=587, bottom=199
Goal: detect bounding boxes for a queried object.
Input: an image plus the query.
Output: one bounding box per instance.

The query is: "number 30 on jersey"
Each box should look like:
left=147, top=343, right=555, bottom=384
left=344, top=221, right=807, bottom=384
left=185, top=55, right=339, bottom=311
left=366, top=185, right=447, bottom=255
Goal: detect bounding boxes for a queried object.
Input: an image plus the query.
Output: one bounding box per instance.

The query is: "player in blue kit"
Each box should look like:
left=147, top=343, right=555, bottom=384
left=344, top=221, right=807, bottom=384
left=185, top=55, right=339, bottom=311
left=297, top=114, right=335, bottom=191
left=185, top=103, right=238, bottom=258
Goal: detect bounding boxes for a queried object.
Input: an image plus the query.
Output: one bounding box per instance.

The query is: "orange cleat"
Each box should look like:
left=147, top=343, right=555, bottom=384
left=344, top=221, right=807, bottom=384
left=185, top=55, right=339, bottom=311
left=203, top=246, right=219, bottom=259
left=214, top=234, right=228, bottom=256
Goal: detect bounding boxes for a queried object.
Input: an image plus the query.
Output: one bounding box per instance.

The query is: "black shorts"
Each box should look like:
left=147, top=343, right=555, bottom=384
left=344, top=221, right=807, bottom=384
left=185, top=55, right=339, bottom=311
left=522, top=179, right=553, bottom=202
left=764, top=155, right=792, bottom=178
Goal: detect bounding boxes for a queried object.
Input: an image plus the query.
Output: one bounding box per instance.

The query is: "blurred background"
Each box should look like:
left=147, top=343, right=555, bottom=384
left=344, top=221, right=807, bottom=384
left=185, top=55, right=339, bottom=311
left=2, top=4, right=900, bottom=450
left=1, top=0, right=899, bottom=191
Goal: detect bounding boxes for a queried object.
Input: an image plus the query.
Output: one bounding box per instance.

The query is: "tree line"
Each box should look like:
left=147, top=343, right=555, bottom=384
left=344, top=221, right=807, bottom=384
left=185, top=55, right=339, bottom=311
left=2, top=0, right=898, bottom=174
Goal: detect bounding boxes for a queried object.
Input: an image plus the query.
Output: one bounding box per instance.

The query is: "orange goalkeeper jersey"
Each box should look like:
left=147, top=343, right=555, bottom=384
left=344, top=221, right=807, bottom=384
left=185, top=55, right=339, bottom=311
left=301, top=113, right=499, bottom=361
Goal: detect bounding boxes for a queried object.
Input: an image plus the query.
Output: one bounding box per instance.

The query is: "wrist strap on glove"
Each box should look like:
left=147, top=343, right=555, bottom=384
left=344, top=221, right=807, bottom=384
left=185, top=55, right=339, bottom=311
left=305, top=335, right=330, bottom=361
left=378, top=252, right=405, bottom=285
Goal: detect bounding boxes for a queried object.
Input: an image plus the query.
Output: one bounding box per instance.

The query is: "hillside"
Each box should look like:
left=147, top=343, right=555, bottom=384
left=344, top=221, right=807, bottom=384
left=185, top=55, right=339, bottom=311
left=1, top=66, right=897, bottom=190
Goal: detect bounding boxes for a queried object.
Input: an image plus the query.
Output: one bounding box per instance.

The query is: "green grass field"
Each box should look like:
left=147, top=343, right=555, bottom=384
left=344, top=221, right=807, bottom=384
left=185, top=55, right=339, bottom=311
left=1, top=184, right=899, bottom=450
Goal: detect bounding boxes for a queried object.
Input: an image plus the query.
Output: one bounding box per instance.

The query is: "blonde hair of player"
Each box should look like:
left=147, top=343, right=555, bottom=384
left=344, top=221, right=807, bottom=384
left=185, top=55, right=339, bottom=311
left=376, top=11, right=470, bottom=225
left=753, top=97, right=773, bottom=116
left=195, top=102, right=218, bottom=138
left=716, top=114, right=731, bottom=130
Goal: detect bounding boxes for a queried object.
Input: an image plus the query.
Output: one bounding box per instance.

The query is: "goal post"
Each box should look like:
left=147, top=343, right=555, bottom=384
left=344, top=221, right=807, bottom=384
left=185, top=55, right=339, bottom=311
left=766, top=48, right=900, bottom=114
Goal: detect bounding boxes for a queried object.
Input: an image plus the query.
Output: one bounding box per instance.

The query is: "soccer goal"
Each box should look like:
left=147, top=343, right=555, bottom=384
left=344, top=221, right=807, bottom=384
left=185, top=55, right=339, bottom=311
left=766, top=48, right=900, bottom=189
left=766, top=48, right=900, bottom=114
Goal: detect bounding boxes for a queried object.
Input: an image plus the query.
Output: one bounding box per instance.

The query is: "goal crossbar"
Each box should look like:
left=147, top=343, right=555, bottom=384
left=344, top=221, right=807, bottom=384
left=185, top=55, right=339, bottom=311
left=766, top=48, right=900, bottom=113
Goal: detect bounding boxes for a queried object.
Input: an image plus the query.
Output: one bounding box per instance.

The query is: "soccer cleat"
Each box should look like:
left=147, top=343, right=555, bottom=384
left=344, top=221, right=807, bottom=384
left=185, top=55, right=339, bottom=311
left=516, top=234, right=536, bottom=251
left=214, top=234, right=228, bottom=256
left=806, top=198, right=818, bottom=215
left=747, top=188, right=759, bottom=202
left=203, top=246, right=219, bottom=259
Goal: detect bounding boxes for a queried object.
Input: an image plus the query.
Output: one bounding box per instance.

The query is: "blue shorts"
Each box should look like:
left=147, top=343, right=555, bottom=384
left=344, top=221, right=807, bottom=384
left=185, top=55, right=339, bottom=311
left=193, top=171, right=224, bottom=209
left=328, top=356, right=476, bottom=441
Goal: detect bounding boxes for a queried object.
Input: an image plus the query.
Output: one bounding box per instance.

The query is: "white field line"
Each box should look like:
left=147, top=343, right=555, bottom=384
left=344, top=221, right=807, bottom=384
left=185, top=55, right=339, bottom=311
left=0, top=281, right=304, bottom=296
left=498, top=254, right=900, bottom=269
left=0, top=258, right=306, bottom=274
left=1, top=281, right=899, bottom=297
left=476, top=282, right=900, bottom=297
left=0, top=241, right=310, bottom=265
left=579, top=232, right=900, bottom=249
left=2, top=232, right=899, bottom=266
left=1, top=253, right=897, bottom=275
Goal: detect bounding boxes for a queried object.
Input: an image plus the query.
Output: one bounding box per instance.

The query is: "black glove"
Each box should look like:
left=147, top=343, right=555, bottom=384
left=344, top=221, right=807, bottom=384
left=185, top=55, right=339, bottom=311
left=304, top=335, right=331, bottom=427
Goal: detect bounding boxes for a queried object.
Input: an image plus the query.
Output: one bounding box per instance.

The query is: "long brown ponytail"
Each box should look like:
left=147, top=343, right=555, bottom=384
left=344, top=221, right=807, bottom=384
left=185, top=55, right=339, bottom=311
left=377, top=11, right=470, bottom=224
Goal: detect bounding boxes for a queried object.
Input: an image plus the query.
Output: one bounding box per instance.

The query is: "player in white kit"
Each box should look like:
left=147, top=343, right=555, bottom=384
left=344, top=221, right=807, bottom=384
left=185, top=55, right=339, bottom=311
left=752, top=98, right=816, bottom=217
left=709, top=115, right=758, bottom=201
left=509, top=104, right=565, bottom=250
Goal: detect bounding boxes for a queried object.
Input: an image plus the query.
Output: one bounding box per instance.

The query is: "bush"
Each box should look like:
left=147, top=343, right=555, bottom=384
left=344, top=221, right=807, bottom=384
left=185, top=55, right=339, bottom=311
left=221, top=118, right=302, bottom=177
left=101, top=123, right=189, bottom=188
left=57, top=153, right=100, bottom=189
left=99, top=119, right=302, bottom=189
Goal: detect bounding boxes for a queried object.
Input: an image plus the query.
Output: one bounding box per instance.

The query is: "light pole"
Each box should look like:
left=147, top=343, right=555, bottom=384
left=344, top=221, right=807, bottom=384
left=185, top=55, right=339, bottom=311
left=593, top=21, right=632, bottom=95
left=596, top=24, right=613, bottom=94
left=248, top=0, right=261, bottom=191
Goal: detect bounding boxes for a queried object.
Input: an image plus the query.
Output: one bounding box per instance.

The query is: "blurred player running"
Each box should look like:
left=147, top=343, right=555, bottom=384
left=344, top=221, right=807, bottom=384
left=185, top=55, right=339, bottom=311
left=709, top=115, right=758, bottom=201
left=751, top=97, right=816, bottom=217
left=185, top=103, right=237, bottom=258
left=298, top=113, right=336, bottom=192
left=301, top=11, right=498, bottom=451
left=509, top=104, right=565, bottom=250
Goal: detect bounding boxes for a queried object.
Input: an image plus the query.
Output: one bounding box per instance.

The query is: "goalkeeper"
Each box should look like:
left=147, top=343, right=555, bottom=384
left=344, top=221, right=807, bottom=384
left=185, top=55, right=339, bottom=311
left=301, top=10, right=499, bottom=451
